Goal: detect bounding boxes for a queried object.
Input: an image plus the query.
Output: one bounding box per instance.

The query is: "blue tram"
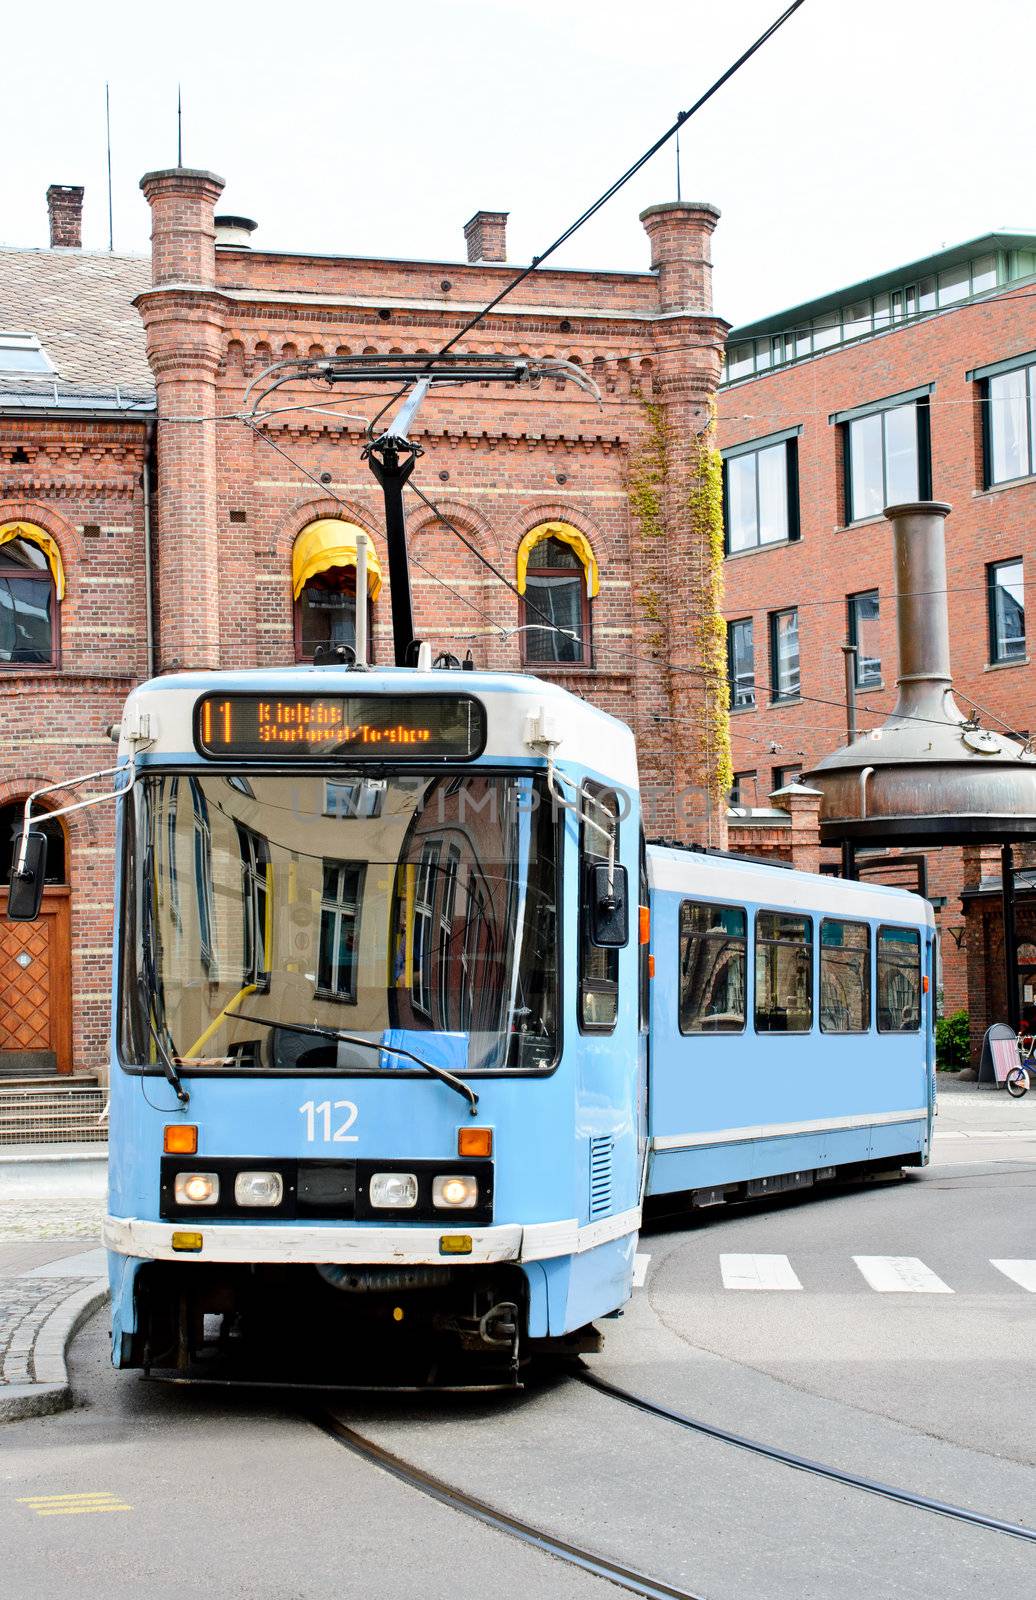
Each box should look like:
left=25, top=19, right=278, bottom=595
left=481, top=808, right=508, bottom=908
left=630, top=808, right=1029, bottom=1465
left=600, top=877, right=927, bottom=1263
left=11, top=663, right=934, bottom=1380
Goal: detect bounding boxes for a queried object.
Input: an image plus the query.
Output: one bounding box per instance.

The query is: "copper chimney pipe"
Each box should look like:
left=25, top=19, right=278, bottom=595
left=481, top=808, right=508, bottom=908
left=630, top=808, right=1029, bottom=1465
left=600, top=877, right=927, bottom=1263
left=803, top=499, right=1036, bottom=844
left=887, top=500, right=958, bottom=724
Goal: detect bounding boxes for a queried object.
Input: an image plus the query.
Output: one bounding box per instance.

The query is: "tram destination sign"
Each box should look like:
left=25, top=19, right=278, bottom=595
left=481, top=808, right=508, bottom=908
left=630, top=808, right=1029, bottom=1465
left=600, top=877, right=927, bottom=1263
left=194, top=692, right=486, bottom=760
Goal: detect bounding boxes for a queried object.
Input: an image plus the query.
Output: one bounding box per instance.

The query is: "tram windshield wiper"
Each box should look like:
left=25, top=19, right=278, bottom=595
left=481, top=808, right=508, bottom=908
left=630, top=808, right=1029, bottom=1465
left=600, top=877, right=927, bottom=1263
left=232, top=1013, right=479, bottom=1117
left=135, top=974, right=190, bottom=1107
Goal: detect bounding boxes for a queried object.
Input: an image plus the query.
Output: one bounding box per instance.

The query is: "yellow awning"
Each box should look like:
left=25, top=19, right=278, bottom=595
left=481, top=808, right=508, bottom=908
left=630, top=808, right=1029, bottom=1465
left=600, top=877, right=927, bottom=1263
left=0, top=521, right=66, bottom=600
left=292, top=520, right=383, bottom=601
left=515, top=522, right=599, bottom=599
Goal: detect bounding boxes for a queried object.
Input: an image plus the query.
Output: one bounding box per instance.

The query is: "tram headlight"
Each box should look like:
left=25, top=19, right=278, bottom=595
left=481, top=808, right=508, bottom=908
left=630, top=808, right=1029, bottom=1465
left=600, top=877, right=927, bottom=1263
left=234, top=1170, right=284, bottom=1208
left=173, top=1172, right=220, bottom=1207
left=432, top=1174, right=478, bottom=1210
left=369, top=1172, right=419, bottom=1209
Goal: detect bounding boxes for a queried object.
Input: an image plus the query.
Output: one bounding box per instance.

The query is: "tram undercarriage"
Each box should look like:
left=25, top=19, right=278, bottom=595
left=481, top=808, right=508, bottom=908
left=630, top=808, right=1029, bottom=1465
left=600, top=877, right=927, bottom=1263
left=122, top=1260, right=600, bottom=1388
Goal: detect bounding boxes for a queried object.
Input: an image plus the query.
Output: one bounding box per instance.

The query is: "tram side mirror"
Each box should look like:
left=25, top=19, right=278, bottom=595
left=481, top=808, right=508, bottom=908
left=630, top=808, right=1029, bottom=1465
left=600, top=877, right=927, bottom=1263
left=589, top=862, right=629, bottom=948
left=7, top=831, right=47, bottom=922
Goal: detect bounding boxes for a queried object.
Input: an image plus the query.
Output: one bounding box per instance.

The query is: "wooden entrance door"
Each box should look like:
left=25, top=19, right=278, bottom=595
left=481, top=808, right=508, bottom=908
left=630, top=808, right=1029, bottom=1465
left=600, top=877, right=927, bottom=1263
left=0, top=886, right=73, bottom=1075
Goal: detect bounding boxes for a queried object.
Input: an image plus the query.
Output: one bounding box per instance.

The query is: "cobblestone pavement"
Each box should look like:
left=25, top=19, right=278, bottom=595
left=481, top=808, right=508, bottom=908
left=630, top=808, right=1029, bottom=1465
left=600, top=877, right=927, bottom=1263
left=0, top=1276, right=89, bottom=1385
left=0, top=1201, right=104, bottom=1241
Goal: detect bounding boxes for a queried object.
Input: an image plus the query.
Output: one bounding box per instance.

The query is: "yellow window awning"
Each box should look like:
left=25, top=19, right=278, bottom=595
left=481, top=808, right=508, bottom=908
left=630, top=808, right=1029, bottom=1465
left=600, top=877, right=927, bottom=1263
left=0, top=521, right=66, bottom=600
left=292, top=519, right=383, bottom=601
left=515, top=522, right=599, bottom=599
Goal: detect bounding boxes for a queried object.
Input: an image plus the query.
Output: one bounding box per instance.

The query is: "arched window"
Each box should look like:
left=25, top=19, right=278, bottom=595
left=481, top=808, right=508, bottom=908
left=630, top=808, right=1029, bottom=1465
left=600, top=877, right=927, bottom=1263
left=0, top=523, right=65, bottom=668
left=0, top=802, right=67, bottom=883
left=516, top=523, right=598, bottom=666
left=291, top=520, right=382, bottom=663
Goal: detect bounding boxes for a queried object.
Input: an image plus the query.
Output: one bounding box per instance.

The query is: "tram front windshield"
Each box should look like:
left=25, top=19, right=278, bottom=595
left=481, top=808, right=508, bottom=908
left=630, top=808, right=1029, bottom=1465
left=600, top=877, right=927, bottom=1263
left=121, top=771, right=558, bottom=1075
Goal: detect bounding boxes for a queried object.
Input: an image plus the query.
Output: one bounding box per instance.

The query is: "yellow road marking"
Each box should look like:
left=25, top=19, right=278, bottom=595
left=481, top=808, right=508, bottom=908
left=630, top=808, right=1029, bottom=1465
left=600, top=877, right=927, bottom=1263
left=17, top=1492, right=132, bottom=1516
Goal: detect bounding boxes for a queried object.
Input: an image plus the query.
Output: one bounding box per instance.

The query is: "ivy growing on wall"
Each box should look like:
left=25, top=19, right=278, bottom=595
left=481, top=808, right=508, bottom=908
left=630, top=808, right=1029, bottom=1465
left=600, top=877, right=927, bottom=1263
left=688, top=402, right=732, bottom=802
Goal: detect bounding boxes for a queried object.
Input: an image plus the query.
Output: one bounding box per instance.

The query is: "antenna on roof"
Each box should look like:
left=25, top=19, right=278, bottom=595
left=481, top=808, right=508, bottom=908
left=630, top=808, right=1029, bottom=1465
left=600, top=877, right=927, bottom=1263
left=105, top=83, right=114, bottom=253
left=675, top=119, right=682, bottom=202
left=177, top=84, right=183, bottom=167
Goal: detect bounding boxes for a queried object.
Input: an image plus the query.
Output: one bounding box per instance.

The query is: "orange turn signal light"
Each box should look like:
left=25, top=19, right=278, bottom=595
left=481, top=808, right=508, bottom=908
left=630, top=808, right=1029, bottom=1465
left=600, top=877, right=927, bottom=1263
left=639, top=905, right=651, bottom=946
left=922, top=975, right=930, bottom=993
left=439, top=1234, right=473, bottom=1256
left=648, top=954, right=656, bottom=978
left=164, top=1124, right=198, bottom=1155
left=458, top=1126, right=492, bottom=1158
left=171, top=1231, right=203, bottom=1253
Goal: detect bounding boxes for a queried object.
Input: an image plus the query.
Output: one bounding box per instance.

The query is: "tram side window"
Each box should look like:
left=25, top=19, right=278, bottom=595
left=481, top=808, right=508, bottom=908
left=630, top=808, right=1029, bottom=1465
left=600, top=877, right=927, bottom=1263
left=877, top=925, right=922, bottom=1032
left=755, top=910, right=813, bottom=1032
left=679, top=901, right=747, bottom=1034
left=819, top=919, right=869, bottom=1033
left=580, top=783, right=619, bottom=1032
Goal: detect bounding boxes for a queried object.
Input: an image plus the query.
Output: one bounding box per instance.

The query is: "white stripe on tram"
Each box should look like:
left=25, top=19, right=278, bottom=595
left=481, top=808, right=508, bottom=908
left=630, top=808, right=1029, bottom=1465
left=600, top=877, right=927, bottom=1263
left=852, top=1256, right=953, bottom=1293
left=720, top=1253, right=803, bottom=1291
left=990, top=1259, right=1036, bottom=1292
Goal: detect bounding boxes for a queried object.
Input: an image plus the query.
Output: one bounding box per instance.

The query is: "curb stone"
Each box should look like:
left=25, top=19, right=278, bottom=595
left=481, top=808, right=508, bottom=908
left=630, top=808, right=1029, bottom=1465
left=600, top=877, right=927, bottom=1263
left=0, top=1280, right=109, bottom=1424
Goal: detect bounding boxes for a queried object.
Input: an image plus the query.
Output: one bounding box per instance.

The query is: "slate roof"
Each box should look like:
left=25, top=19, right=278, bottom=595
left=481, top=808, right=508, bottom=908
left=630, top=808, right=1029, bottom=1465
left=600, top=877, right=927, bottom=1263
left=0, top=247, right=155, bottom=411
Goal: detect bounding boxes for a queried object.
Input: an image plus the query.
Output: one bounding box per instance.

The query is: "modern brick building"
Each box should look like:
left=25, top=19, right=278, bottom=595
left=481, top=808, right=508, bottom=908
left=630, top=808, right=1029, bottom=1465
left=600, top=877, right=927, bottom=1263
left=717, top=232, right=1036, bottom=1037
left=1, top=171, right=731, bottom=1089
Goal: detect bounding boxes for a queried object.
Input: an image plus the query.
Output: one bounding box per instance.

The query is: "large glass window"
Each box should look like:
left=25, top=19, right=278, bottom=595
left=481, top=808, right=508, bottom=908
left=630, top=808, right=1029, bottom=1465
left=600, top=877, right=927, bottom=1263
left=121, top=771, right=559, bottom=1075
left=820, top=919, right=869, bottom=1033
left=679, top=901, right=746, bottom=1033
left=729, top=770, right=757, bottom=807
left=769, top=608, right=799, bottom=701
left=755, top=910, right=813, bottom=1032
left=876, top=926, right=921, bottom=1032
left=844, top=399, right=929, bottom=522
left=723, top=438, right=798, bottom=553
left=522, top=537, right=590, bottom=665
left=986, top=364, right=1036, bottom=485
left=988, top=559, right=1025, bottom=663
left=848, top=590, right=881, bottom=686
left=0, top=536, right=56, bottom=667
left=579, top=783, right=619, bottom=1032
left=727, top=617, right=755, bottom=709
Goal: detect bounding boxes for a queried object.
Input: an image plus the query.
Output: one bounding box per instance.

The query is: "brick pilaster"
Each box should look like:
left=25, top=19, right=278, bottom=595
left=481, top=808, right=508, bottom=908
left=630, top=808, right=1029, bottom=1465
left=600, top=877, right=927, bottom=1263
left=641, top=202, right=730, bottom=845
left=136, top=168, right=226, bottom=671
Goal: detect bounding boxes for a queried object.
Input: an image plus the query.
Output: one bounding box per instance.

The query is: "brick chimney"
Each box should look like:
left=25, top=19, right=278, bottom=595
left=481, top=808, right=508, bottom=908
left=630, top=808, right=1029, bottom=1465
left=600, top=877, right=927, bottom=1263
left=640, top=200, right=721, bottom=313
left=47, top=185, right=84, bottom=249
left=463, top=210, right=508, bottom=263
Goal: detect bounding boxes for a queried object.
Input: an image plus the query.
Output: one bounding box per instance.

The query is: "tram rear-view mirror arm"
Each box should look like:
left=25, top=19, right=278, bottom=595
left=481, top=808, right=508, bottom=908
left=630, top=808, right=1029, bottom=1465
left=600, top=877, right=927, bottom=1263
left=589, top=862, right=629, bottom=948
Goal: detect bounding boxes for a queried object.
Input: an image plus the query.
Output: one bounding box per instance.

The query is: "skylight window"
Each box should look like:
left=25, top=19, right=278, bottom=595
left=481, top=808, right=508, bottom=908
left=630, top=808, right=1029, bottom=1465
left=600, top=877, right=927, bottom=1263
left=0, top=332, right=54, bottom=376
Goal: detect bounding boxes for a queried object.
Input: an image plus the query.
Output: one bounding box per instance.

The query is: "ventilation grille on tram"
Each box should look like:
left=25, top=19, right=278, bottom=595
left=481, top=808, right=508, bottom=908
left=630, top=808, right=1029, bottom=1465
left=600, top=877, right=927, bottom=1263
left=589, top=1135, right=613, bottom=1219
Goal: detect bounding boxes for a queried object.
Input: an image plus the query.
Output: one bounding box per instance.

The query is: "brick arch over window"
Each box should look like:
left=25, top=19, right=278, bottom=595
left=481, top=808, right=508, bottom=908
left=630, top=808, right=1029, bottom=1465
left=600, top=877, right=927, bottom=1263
left=409, top=501, right=508, bottom=665
left=0, top=512, right=72, bottom=669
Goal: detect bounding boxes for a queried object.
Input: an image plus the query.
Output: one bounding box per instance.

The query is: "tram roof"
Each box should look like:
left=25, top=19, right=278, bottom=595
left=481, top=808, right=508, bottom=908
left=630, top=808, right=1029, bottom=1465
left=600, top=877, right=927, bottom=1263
left=647, top=842, right=935, bottom=927
left=118, top=666, right=639, bottom=783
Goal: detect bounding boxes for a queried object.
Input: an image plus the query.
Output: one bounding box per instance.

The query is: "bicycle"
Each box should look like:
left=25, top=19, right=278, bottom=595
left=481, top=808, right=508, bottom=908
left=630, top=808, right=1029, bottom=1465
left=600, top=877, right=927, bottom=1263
left=1007, top=1034, right=1035, bottom=1097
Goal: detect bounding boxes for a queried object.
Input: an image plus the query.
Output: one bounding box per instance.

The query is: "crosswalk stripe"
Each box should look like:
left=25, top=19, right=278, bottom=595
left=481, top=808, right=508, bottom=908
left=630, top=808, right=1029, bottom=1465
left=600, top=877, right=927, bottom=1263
left=632, top=1252, right=651, bottom=1288
left=852, top=1256, right=953, bottom=1293
left=990, top=1259, right=1036, bottom=1292
left=720, top=1253, right=803, bottom=1291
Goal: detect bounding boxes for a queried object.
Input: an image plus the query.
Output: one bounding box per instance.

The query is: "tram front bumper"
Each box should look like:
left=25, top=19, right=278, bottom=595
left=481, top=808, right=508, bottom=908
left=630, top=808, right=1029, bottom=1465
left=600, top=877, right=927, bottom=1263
left=102, top=1208, right=640, bottom=1266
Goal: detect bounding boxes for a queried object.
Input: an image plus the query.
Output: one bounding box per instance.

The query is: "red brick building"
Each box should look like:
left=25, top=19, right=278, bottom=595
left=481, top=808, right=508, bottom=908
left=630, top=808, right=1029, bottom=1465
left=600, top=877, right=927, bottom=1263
left=1, top=171, right=731, bottom=1088
left=717, top=233, right=1036, bottom=1031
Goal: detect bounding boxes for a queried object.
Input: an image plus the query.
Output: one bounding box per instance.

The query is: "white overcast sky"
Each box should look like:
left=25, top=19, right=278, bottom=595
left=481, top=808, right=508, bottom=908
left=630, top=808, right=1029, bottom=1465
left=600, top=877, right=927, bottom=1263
left=4, top=0, right=1035, bottom=327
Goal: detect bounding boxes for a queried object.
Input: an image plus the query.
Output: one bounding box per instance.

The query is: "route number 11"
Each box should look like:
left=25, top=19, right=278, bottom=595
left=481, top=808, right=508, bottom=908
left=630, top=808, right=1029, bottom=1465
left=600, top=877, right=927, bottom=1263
left=299, top=1099, right=359, bottom=1143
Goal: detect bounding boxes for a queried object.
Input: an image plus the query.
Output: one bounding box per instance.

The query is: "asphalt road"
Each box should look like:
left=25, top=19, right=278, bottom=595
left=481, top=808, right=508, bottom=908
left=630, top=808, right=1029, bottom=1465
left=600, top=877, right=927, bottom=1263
left=1, top=1094, right=1033, bottom=1600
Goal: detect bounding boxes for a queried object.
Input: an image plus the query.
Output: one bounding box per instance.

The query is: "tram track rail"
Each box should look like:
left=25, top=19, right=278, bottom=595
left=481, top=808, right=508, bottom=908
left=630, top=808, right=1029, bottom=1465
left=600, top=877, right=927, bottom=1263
left=314, top=1408, right=706, bottom=1600
left=577, top=1368, right=1036, bottom=1548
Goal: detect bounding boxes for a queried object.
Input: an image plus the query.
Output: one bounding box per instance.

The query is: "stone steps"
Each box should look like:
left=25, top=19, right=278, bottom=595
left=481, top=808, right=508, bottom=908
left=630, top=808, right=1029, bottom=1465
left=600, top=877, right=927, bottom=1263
left=0, top=1081, right=107, bottom=1146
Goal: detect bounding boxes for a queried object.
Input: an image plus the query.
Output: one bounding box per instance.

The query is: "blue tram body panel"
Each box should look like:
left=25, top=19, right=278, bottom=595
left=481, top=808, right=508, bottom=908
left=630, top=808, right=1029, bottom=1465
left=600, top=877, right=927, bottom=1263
left=98, top=665, right=935, bottom=1376
left=104, top=668, right=645, bottom=1366
left=644, top=846, right=934, bottom=1202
